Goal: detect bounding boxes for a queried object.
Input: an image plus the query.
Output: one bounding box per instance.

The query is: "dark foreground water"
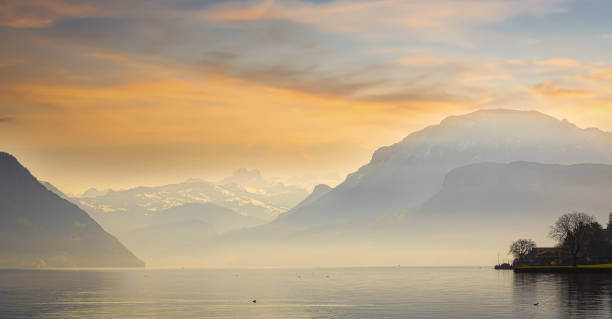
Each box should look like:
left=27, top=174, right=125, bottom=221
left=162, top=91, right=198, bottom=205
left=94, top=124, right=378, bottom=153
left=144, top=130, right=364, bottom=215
left=1, top=267, right=612, bottom=318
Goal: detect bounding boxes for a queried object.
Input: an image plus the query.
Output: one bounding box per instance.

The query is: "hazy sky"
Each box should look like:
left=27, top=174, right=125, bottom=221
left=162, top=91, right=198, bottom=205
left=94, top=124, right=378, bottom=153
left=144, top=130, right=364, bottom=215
left=1, top=0, right=612, bottom=193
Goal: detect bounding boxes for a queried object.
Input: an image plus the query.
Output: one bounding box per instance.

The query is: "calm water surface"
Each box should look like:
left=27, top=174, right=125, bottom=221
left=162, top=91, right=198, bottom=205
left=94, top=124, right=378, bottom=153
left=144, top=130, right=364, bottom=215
left=1, top=267, right=612, bottom=318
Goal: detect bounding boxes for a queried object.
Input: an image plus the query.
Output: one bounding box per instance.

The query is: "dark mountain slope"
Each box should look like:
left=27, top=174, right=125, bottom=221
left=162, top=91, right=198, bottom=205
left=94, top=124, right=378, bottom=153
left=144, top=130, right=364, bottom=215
left=0, top=152, right=144, bottom=268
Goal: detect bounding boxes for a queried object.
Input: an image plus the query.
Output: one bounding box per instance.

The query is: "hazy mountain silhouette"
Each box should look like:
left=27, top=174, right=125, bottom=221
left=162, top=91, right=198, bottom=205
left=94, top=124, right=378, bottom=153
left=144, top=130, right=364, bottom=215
left=397, top=161, right=612, bottom=250
left=151, top=203, right=264, bottom=233
left=116, top=202, right=264, bottom=264
left=0, top=152, right=144, bottom=268
left=277, top=109, right=612, bottom=228
left=417, top=161, right=612, bottom=221
left=292, top=184, right=332, bottom=211
left=183, top=161, right=612, bottom=267
left=171, top=109, right=612, bottom=267
left=68, top=168, right=308, bottom=266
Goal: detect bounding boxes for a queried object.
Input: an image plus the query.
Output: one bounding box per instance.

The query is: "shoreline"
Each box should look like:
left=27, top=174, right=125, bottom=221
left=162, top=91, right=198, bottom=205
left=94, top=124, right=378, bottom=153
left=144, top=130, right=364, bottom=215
left=514, top=264, right=612, bottom=272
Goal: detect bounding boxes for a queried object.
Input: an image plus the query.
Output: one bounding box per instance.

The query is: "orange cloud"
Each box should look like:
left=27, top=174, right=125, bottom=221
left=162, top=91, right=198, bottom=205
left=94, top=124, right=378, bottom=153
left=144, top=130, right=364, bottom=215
left=3, top=72, right=454, bottom=192
left=4, top=72, right=427, bottom=149
left=505, top=59, right=526, bottom=66
left=534, top=58, right=582, bottom=68
left=588, top=68, right=612, bottom=81
left=531, top=81, right=593, bottom=98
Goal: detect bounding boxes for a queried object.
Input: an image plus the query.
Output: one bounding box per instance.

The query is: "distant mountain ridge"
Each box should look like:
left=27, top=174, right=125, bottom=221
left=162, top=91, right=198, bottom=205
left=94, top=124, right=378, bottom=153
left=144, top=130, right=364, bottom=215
left=417, top=161, right=612, bottom=221
left=77, top=168, right=308, bottom=223
left=278, top=109, right=612, bottom=227
left=0, top=152, right=144, bottom=268
left=291, top=184, right=332, bottom=211
left=116, top=202, right=265, bottom=264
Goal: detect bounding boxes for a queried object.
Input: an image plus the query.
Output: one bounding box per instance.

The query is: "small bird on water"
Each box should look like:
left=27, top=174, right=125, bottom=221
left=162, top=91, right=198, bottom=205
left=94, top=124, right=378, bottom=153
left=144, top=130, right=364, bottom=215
left=252, top=299, right=257, bottom=304
left=533, top=302, right=539, bottom=306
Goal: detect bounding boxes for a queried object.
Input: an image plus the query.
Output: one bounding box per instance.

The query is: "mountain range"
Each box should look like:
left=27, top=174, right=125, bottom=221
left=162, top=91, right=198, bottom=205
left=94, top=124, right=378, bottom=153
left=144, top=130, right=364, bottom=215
left=50, top=168, right=308, bottom=265
left=182, top=109, right=612, bottom=267
left=76, top=168, right=308, bottom=224
left=182, top=162, right=612, bottom=267
left=7, top=108, right=612, bottom=267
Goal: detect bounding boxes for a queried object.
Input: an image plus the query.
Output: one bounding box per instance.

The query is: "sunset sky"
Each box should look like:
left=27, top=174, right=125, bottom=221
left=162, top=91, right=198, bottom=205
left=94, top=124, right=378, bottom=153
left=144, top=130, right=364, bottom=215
left=1, top=0, right=612, bottom=194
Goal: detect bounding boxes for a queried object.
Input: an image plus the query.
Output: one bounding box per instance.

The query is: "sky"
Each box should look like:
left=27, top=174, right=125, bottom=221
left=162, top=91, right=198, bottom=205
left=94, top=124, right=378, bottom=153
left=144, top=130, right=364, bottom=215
left=1, top=0, right=612, bottom=194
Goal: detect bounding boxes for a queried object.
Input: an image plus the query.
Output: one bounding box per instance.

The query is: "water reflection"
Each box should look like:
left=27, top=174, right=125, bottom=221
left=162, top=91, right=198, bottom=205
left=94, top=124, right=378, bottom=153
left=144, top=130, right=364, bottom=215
left=3, top=268, right=612, bottom=318
left=560, top=273, right=612, bottom=317
left=513, top=272, right=612, bottom=318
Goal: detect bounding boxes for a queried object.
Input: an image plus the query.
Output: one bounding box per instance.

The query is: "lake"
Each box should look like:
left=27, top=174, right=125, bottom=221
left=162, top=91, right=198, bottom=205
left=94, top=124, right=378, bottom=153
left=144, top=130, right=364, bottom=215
left=1, top=267, right=612, bottom=318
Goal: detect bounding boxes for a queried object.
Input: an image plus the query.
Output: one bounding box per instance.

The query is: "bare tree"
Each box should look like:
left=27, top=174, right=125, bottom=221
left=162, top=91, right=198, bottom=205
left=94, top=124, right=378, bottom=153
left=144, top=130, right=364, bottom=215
left=550, top=212, right=597, bottom=266
left=509, top=239, right=536, bottom=261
